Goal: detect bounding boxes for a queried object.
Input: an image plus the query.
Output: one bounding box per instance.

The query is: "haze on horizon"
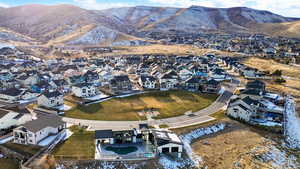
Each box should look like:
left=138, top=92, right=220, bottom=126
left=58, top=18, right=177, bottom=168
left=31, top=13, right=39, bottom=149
left=0, top=0, right=299, bottom=17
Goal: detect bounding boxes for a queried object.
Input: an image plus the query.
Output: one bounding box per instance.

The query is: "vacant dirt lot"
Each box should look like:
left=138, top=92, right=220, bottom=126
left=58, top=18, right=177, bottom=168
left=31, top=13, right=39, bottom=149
left=191, top=118, right=279, bottom=169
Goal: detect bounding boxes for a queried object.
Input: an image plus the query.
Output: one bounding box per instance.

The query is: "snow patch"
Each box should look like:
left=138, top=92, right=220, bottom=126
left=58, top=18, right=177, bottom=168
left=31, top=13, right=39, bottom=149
left=285, top=97, right=300, bottom=149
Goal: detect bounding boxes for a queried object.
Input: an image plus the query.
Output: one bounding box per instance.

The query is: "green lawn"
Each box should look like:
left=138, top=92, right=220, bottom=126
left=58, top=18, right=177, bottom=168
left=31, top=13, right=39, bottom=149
left=65, top=90, right=218, bottom=121
left=0, top=159, right=19, bottom=169
left=52, top=126, right=95, bottom=159
left=3, top=143, right=41, bottom=157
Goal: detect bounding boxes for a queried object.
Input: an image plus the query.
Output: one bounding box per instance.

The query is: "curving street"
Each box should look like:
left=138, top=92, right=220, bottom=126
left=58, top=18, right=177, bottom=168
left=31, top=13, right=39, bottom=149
left=62, top=78, right=239, bottom=130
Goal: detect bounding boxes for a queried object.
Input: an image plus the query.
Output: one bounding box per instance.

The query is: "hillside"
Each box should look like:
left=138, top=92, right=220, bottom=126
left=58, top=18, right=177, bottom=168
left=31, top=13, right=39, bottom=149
left=251, top=21, right=300, bottom=38
left=0, top=4, right=298, bottom=46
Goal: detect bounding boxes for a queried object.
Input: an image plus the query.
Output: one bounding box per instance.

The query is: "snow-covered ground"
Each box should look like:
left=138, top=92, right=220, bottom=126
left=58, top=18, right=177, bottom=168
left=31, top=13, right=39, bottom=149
left=0, top=136, right=13, bottom=144
left=55, top=104, right=72, bottom=111
left=285, top=97, right=300, bottom=149
left=85, top=93, right=108, bottom=101
left=38, top=129, right=73, bottom=146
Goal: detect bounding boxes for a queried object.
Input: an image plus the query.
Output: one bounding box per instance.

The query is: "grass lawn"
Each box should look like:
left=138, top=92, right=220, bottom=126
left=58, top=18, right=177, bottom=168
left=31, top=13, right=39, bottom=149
left=3, top=143, right=41, bottom=157
left=0, top=158, right=19, bottom=169
left=65, top=90, right=218, bottom=121
left=52, top=126, right=95, bottom=159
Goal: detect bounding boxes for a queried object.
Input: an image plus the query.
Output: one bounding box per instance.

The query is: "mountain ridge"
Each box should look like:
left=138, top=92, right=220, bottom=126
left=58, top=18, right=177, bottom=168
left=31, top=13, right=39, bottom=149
left=0, top=4, right=299, bottom=45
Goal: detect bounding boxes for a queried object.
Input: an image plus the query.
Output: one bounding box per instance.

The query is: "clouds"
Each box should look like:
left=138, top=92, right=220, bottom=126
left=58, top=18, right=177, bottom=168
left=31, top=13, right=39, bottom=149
left=72, top=0, right=299, bottom=17
left=0, top=2, right=10, bottom=8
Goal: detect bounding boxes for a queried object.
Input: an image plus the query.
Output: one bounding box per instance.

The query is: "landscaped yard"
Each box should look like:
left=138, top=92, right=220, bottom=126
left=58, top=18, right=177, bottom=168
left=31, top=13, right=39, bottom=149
left=65, top=90, right=218, bottom=121
left=0, top=158, right=19, bottom=169
left=52, top=126, right=95, bottom=159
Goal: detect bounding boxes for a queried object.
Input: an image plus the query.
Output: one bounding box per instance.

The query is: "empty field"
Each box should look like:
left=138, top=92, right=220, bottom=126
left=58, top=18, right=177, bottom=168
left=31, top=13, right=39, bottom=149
left=53, top=126, right=95, bottom=159
left=65, top=91, right=217, bottom=121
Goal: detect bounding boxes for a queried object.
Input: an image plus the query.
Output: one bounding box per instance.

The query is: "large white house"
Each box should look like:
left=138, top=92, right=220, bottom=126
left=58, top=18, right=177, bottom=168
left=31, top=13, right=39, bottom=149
left=0, top=88, right=37, bottom=103
left=37, top=91, right=64, bottom=108
left=13, top=115, right=66, bottom=145
left=139, top=75, right=157, bottom=89
left=0, top=108, right=32, bottom=130
left=72, top=83, right=98, bottom=98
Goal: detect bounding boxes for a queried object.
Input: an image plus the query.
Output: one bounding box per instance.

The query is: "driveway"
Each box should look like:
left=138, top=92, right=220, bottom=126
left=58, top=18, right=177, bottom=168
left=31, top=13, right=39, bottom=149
left=62, top=79, right=239, bottom=130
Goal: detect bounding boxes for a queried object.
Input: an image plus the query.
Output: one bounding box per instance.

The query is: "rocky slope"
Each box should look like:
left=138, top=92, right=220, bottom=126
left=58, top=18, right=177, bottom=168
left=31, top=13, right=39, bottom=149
left=0, top=4, right=298, bottom=45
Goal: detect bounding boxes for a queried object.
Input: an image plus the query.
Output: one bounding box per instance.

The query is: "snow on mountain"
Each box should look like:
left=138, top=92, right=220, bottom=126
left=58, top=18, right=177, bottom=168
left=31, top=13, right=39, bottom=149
left=67, top=26, right=118, bottom=45
left=0, top=4, right=298, bottom=45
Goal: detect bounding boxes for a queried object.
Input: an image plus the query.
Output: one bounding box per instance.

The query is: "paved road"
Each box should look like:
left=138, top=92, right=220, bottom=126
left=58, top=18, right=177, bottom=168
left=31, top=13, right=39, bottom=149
left=63, top=79, right=239, bottom=130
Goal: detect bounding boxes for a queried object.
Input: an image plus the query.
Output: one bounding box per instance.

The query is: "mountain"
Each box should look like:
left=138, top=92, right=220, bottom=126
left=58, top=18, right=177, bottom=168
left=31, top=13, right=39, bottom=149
left=102, top=6, right=296, bottom=33
left=0, top=4, right=298, bottom=46
left=251, top=21, right=300, bottom=38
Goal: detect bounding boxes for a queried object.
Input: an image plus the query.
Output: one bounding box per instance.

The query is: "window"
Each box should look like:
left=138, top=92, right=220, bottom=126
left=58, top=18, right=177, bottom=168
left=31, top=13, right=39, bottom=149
left=82, top=89, right=86, bottom=93
left=28, top=134, right=32, bottom=137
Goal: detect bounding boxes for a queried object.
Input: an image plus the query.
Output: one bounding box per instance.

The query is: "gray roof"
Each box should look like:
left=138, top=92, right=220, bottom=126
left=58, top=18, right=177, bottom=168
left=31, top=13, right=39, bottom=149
left=22, top=115, right=65, bottom=133
left=95, top=130, right=113, bottom=139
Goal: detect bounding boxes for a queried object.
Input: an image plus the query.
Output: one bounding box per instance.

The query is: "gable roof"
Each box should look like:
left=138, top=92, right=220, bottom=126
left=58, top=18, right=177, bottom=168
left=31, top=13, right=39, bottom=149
left=42, top=91, right=62, bottom=98
left=22, top=115, right=65, bottom=133
left=0, top=88, right=23, bottom=96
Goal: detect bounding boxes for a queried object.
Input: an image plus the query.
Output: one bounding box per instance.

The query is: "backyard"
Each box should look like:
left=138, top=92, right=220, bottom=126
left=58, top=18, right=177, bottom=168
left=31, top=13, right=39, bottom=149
left=65, top=90, right=218, bottom=121
left=0, top=158, right=19, bottom=169
left=52, top=126, right=95, bottom=160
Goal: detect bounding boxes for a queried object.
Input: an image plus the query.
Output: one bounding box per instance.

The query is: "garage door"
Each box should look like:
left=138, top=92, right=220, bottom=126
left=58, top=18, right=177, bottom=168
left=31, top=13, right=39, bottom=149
left=162, top=147, right=169, bottom=153
left=171, top=147, right=179, bottom=152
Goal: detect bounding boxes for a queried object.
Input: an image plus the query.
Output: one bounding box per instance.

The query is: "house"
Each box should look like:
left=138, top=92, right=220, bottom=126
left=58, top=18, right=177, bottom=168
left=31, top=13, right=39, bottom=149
left=151, top=130, right=183, bottom=158
left=16, top=74, right=38, bottom=86
left=72, top=83, right=98, bottom=98
left=0, top=108, right=32, bottom=130
left=201, top=79, right=221, bottom=93
left=37, top=91, right=64, bottom=108
left=178, top=69, right=193, bottom=80
left=0, top=88, right=37, bottom=103
left=184, top=77, right=201, bottom=91
left=246, top=80, right=266, bottom=92
left=227, top=96, right=258, bottom=122
left=95, top=129, right=137, bottom=145
left=13, top=115, right=66, bottom=145
left=139, top=75, right=158, bottom=89
left=159, top=71, right=179, bottom=90
left=109, top=75, right=132, bottom=94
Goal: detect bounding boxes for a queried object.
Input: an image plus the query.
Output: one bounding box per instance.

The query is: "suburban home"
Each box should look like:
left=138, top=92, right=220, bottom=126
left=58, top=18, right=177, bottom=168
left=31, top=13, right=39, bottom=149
left=159, top=71, right=179, bottom=90
left=0, top=88, right=37, bottom=103
left=139, top=75, right=158, bottom=89
left=72, top=83, right=99, bottom=98
left=227, top=96, right=258, bottom=122
left=184, top=77, right=201, bottom=92
left=150, top=130, right=183, bottom=158
left=246, top=80, right=266, bottom=92
left=109, top=75, right=132, bottom=94
left=16, top=74, right=38, bottom=86
left=179, top=69, right=193, bottom=80
left=95, top=129, right=138, bottom=145
left=201, top=79, right=221, bottom=93
left=0, top=108, right=32, bottom=130
left=13, top=115, right=66, bottom=145
left=37, top=91, right=64, bottom=108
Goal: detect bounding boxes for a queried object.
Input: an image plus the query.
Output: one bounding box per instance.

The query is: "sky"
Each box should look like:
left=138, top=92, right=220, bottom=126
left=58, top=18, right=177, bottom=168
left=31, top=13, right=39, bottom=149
left=0, top=0, right=299, bottom=17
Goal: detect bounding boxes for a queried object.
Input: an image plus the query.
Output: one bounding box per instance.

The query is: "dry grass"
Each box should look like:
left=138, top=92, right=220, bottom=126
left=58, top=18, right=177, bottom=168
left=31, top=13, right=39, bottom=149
left=100, top=44, right=231, bottom=57
left=192, top=120, right=276, bottom=169
left=251, top=21, right=300, bottom=38
left=243, top=57, right=300, bottom=78
left=66, top=91, right=217, bottom=121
